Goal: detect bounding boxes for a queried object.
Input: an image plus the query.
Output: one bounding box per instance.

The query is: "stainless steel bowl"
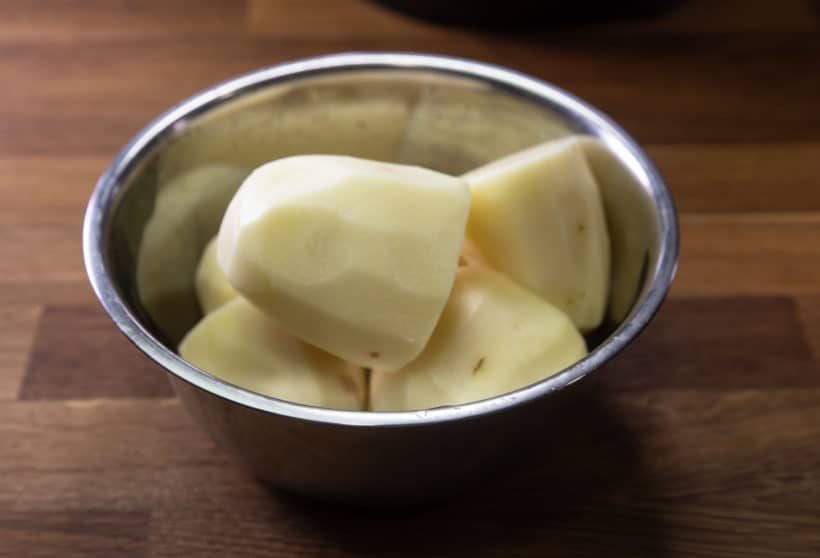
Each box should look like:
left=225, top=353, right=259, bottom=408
left=83, top=53, right=678, bottom=504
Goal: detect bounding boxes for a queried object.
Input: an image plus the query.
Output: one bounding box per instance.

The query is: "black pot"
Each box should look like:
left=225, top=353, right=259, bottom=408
left=373, top=0, right=682, bottom=29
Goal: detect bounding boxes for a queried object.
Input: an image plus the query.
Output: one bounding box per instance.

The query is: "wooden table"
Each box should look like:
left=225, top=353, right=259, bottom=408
left=2, top=1, right=819, bottom=556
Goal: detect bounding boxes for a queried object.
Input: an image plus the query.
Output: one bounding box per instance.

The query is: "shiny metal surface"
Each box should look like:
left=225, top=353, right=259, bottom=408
left=83, top=53, right=678, bottom=502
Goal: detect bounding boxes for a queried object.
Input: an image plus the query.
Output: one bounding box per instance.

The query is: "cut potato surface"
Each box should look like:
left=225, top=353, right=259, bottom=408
left=464, top=137, right=610, bottom=332
left=217, top=155, right=471, bottom=371
left=195, top=237, right=239, bottom=315
left=370, top=266, right=587, bottom=411
left=179, top=298, right=366, bottom=410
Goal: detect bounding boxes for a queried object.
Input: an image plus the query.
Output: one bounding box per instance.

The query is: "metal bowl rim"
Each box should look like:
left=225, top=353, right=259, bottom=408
left=82, top=52, right=679, bottom=427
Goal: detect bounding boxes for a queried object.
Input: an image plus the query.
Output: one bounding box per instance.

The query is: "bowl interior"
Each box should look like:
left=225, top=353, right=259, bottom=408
left=101, top=63, right=667, bottom=409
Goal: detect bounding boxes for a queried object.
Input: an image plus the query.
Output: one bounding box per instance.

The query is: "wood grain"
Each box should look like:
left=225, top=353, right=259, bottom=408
left=0, top=304, right=42, bottom=399
left=0, top=156, right=105, bottom=225
left=0, top=280, right=96, bottom=306
left=0, top=0, right=243, bottom=42
left=0, top=224, right=83, bottom=282
left=675, top=215, right=820, bottom=296
left=21, top=305, right=173, bottom=400
left=1, top=0, right=819, bottom=556
left=797, top=296, right=820, bottom=361
left=0, top=400, right=220, bottom=472
left=0, top=510, right=149, bottom=558
left=602, top=297, right=818, bottom=390
left=647, top=144, right=820, bottom=213
left=0, top=40, right=327, bottom=156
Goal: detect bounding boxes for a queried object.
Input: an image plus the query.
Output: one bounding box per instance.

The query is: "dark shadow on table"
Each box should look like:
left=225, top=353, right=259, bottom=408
left=371, top=0, right=686, bottom=31
left=270, top=385, right=668, bottom=557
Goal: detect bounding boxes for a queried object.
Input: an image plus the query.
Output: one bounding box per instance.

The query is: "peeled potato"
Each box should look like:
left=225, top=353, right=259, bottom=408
left=370, top=266, right=587, bottom=411
left=464, top=136, right=610, bottom=332
left=194, top=237, right=239, bottom=315
left=137, top=165, right=249, bottom=344
left=179, top=298, right=366, bottom=410
left=217, top=155, right=470, bottom=372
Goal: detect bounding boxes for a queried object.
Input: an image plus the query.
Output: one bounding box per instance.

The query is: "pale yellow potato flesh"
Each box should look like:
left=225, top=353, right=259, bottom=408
left=136, top=165, right=249, bottom=344
left=464, top=137, right=610, bottom=332
left=217, top=155, right=471, bottom=371
left=370, top=266, right=587, bottom=411
left=179, top=298, right=366, bottom=410
left=194, top=237, right=239, bottom=315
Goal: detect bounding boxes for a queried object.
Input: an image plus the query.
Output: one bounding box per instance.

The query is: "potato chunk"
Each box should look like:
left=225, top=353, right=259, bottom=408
left=217, top=155, right=470, bottom=371
left=370, top=266, right=587, bottom=411
left=179, top=298, right=366, bottom=410
left=464, top=137, right=610, bottom=331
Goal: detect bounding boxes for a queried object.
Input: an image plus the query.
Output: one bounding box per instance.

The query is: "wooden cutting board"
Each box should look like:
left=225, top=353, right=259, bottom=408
left=1, top=1, right=819, bottom=556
